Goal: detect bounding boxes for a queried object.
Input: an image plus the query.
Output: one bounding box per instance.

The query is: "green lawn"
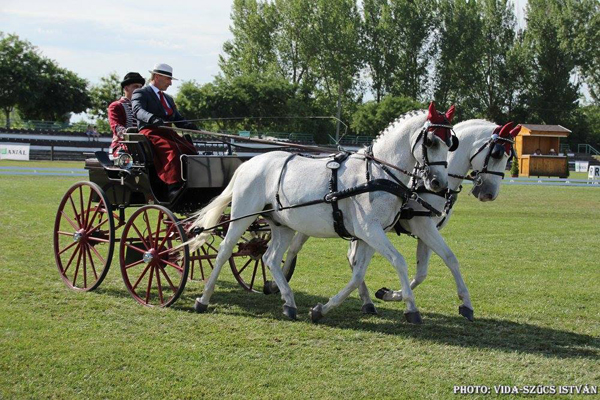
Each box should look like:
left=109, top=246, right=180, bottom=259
left=0, top=164, right=598, bottom=399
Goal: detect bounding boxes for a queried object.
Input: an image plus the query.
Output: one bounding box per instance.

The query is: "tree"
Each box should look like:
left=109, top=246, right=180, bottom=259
left=311, top=0, right=363, bottom=140
left=88, top=72, right=121, bottom=120
left=0, top=33, right=43, bottom=127
left=19, top=60, right=91, bottom=122
left=479, top=0, right=517, bottom=122
left=433, top=0, right=485, bottom=120
left=219, top=0, right=280, bottom=78
left=522, top=0, right=580, bottom=125
left=351, top=95, right=423, bottom=136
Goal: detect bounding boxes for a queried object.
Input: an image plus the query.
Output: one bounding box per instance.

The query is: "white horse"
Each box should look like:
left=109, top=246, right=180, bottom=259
left=187, top=102, right=456, bottom=323
left=277, top=119, right=519, bottom=322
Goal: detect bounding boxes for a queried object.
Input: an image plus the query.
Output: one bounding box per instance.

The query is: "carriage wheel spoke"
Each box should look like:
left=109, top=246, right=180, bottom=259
left=154, top=212, right=164, bottom=248
left=85, top=204, right=102, bottom=232
left=58, top=240, right=79, bottom=256
left=132, top=264, right=152, bottom=291
left=78, top=186, right=85, bottom=227
left=87, top=236, right=111, bottom=244
left=83, top=246, right=88, bottom=287
left=83, top=188, right=93, bottom=229
left=143, top=211, right=154, bottom=247
left=158, top=265, right=177, bottom=293
left=125, top=259, right=145, bottom=270
left=61, top=211, right=80, bottom=231
left=72, top=247, right=83, bottom=286
left=248, top=260, right=259, bottom=290
left=63, top=243, right=81, bottom=274
left=88, top=243, right=106, bottom=265
left=124, top=242, right=147, bottom=255
left=155, top=266, right=164, bottom=304
left=237, top=258, right=253, bottom=275
left=260, top=259, right=267, bottom=285
left=145, top=265, right=155, bottom=304
left=68, top=195, right=82, bottom=226
left=86, top=217, right=110, bottom=235
left=163, top=259, right=183, bottom=273
left=157, top=225, right=175, bottom=251
left=85, top=245, right=98, bottom=280
left=57, top=231, right=75, bottom=237
left=131, top=223, right=150, bottom=249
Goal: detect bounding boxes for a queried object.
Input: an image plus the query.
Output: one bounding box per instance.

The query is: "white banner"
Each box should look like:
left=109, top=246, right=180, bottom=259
left=0, top=143, right=30, bottom=160
left=575, top=161, right=589, bottom=172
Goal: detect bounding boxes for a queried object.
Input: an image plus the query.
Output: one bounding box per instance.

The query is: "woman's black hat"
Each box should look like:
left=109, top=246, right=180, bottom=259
left=121, top=72, right=145, bottom=88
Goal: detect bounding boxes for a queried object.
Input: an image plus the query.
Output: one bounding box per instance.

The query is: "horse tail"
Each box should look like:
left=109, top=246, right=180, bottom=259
left=185, top=167, right=242, bottom=253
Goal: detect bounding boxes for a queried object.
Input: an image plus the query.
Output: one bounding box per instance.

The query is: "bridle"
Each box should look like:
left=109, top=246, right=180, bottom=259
left=456, top=131, right=515, bottom=187
left=410, top=120, right=458, bottom=185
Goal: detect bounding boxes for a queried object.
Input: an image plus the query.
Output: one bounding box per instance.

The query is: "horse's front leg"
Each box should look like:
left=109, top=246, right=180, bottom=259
left=360, top=227, right=422, bottom=323
left=376, top=238, right=432, bottom=302
left=309, top=239, right=374, bottom=322
left=381, top=218, right=474, bottom=321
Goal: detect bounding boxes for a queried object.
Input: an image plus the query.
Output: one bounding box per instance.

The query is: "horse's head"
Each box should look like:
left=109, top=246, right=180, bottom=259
left=411, top=102, right=457, bottom=192
left=469, top=122, right=520, bottom=201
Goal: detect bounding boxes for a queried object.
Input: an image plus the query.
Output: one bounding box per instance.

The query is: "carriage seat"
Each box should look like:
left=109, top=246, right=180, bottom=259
left=124, top=133, right=154, bottom=165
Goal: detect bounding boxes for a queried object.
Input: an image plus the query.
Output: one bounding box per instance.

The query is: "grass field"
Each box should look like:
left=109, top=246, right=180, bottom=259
left=0, top=161, right=598, bottom=399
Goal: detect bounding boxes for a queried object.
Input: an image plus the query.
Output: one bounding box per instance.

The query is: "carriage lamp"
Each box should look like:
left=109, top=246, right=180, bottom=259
left=117, top=153, right=133, bottom=169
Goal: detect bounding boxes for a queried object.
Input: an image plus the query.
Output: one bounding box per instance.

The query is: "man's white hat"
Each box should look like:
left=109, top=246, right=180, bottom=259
left=149, top=63, right=178, bottom=80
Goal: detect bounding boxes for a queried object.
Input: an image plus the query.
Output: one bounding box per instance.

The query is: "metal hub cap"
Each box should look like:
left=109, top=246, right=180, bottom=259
left=143, top=250, right=155, bottom=264
left=73, top=229, right=85, bottom=243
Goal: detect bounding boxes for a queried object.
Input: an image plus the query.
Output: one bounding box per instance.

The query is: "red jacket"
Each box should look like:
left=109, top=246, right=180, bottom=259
left=108, top=97, right=135, bottom=157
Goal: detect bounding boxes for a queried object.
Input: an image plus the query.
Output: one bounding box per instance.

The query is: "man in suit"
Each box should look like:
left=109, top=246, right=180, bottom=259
left=132, top=63, right=197, bottom=200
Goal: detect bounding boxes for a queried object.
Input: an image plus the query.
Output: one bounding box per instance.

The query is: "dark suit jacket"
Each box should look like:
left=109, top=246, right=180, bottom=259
left=132, top=85, right=187, bottom=130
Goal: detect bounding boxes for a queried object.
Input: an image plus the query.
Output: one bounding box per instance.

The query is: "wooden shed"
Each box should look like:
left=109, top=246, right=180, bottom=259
left=514, top=124, right=571, bottom=178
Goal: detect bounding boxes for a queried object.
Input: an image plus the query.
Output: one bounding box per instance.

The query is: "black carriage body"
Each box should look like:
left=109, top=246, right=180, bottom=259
left=85, top=133, right=249, bottom=215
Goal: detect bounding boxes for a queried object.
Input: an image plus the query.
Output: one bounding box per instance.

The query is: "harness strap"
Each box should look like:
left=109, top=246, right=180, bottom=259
left=275, top=153, right=297, bottom=209
left=328, top=152, right=354, bottom=240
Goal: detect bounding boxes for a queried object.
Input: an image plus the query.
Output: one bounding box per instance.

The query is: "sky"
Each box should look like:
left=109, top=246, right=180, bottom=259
left=1, top=0, right=529, bottom=120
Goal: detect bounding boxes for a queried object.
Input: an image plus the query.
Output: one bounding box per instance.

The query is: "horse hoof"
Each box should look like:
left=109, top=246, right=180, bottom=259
left=282, top=305, right=297, bottom=320
left=310, top=303, right=324, bottom=323
left=459, top=305, right=474, bottom=322
left=194, top=298, right=208, bottom=313
left=375, top=287, right=391, bottom=300
left=361, top=303, right=378, bottom=315
left=263, top=281, right=279, bottom=295
left=404, top=311, right=423, bottom=324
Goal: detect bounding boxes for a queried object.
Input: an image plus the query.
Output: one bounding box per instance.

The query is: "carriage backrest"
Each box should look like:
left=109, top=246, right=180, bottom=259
left=124, top=133, right=154, bottom=165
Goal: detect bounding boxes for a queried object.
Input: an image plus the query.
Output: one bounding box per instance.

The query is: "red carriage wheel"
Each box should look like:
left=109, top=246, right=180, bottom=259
left=119, top=205, right=189, bottom=307
left=53, top=181, right=115, bottom=291
left=189, top=239, right=220, bottom=282
left=229, top=219, right=296, bottom=293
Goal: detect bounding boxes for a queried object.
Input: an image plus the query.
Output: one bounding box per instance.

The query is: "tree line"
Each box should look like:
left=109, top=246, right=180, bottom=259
left=1, top=0, right=599, bottom=148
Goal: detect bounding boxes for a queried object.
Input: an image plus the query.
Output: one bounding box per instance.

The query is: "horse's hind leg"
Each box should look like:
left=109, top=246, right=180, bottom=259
left=194, top=217, right=256, bottom=312
left=309, top=240, right=374, bottom=322
left=264, top=232, right=309, bottom=295
left=262, top=226, right=298, bottom=319
left=376, top=238, right=432, bottom=302
left=347, top=240, right=377, bottom=315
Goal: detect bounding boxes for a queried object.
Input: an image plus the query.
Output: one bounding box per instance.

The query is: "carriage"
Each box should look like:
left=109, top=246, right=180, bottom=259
left=53, top=132, right=298, bottom=307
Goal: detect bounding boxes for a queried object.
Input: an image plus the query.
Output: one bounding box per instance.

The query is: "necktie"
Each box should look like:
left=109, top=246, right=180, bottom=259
left=158, top=91, right=173, bottom=117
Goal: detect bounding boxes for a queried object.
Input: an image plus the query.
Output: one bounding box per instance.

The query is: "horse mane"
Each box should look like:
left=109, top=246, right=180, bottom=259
left=371, top=109, right=427, bottom=146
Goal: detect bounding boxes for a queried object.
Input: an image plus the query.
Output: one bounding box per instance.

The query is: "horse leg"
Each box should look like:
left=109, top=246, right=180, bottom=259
left=264, top=232, right=309, bottom=295
left=262, top=226, right=298, bottom=320
left=347, top=239, right=377, bottom=315
left=380, top=220, right=473, bottom=321
left=359, top=227, right=422, bottom=323
left=310, top=239, right=374, bottom=322
left=194, top=217, right=256, bottom=312
left=376, top=238, right=432, bottom=302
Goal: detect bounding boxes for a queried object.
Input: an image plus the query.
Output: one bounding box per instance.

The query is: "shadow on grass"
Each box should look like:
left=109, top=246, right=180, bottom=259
left=175, top=283, right=599, bottom=361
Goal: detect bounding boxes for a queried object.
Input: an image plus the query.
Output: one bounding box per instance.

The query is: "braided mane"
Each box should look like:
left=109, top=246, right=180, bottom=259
left=371, top=109, right=427, bottom=146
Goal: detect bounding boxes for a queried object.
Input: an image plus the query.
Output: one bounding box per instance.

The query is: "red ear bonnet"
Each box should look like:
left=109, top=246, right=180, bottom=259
left=494, top=122, right=516, bottom=154
left=445, top=105, right=455, bottom=122
left=499, top=121, right=515, bottom=138
left=509, top=124, right=521, bottom=138
left=427, top=102, right=437, bottom=121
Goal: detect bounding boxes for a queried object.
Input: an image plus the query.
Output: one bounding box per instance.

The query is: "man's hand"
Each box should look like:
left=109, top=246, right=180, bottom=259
left=149, top=116, right=164, bottom=126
